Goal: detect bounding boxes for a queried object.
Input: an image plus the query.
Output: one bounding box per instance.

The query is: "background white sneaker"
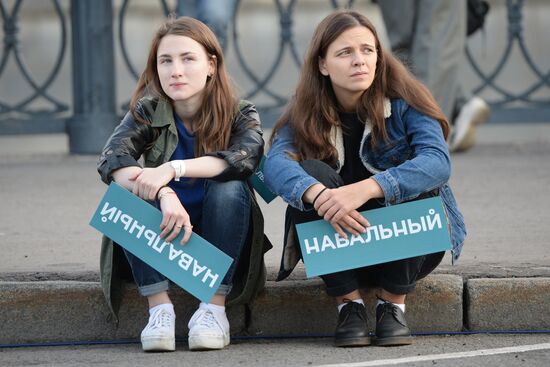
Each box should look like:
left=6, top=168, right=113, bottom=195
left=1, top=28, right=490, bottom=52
left=188, top=305, right=230, bottom=350
left=141, top=305, right=176, bottom=352
left=450, top=96, right=490, bottom=152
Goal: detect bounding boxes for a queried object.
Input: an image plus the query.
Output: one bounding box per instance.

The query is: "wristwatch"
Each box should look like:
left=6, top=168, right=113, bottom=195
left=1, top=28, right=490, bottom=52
left=170, top=160, right=185, bottom=181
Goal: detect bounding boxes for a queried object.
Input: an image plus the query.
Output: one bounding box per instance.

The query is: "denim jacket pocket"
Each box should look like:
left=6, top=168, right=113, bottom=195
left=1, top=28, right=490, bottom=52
left=368, top=138, right=411, bottom=171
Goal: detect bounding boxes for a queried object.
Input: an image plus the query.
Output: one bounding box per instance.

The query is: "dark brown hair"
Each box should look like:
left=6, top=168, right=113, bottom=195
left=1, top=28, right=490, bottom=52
left=271, top=10, right=449, bottom=166
left=130, top=16, right=237, bottom=156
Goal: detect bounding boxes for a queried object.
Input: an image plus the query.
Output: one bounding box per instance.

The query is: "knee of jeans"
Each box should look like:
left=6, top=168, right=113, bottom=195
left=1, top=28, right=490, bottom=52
left=300, top=160, right=343, bottom=188
left=205, top=180, right=249, bottom=206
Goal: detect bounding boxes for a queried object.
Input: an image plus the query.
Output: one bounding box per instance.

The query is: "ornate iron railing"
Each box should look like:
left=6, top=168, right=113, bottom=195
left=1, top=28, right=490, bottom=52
left=0, top=0, right=548, bottom=151
left=465, top=0, right=550, bottom=120
left=0, top=0, right=68, bottom=134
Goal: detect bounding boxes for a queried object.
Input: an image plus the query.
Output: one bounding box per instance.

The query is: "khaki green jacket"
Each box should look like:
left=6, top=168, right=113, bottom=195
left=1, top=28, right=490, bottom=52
left=97, top=97, right=271, bottom=322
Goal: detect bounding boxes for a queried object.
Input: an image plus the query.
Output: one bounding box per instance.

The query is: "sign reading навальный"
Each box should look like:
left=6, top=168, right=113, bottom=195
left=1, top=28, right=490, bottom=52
left=296, top=197, right=452, bottom=278
left=90, top=182, right=233, bottom=303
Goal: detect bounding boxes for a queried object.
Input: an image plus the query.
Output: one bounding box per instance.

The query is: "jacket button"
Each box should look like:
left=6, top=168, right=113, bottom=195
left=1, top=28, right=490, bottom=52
left=240, top=150, right=247, bottom=156
left=106, top=150, right=113, bottom=155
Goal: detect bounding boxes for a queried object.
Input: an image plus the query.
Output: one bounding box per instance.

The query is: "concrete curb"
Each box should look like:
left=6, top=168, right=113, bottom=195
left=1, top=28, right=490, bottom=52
left=248, top=274, right=463, bottom=336
left=0, top=281, right=244, bottom=345
left=466, top=277, right=550, bottom=331
left=1, top=275, right=549, bottom=345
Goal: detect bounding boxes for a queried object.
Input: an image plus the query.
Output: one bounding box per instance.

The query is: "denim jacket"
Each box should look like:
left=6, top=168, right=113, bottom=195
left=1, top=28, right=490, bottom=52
left=264, top=98, right=466, bottom=274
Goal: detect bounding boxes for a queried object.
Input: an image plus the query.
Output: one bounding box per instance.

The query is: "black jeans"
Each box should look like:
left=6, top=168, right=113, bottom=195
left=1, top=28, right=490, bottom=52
left=286, top=160, right=445, bottom=297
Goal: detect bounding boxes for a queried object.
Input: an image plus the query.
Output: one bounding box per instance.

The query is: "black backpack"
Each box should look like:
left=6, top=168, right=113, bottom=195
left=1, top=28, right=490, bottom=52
left=467, top=0, right=490, bottom=36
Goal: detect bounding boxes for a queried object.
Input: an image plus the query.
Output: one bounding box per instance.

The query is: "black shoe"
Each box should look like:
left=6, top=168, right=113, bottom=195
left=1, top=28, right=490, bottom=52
left=334, top=301, right=371, bottom=347
left=374, top=301, right=413, bottom=346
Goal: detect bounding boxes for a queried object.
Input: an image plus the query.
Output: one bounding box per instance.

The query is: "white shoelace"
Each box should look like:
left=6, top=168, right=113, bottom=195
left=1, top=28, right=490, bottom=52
left=195, top=310, right=221, bottom=329
left=145, top=308, right=173, bottom=331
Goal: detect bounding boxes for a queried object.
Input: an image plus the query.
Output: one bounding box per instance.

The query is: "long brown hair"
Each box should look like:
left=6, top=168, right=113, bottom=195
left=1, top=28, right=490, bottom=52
left=271, top=10, right=449, bottom=166
left=130, top=16, right=237, bottom=156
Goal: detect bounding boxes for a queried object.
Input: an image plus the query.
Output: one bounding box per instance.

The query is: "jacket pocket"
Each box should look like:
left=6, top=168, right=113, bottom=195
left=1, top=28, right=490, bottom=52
left=144, top=145, right=163, bottom=167
left=368, top=138, right=411, bottom=171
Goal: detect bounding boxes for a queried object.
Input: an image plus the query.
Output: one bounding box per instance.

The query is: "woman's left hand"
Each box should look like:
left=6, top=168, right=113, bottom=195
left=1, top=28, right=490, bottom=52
left=315, top=179, right=384, bottom=236
left=129, top=163, right=175, bottom=200
left=316, top=183, right=369, bottom=223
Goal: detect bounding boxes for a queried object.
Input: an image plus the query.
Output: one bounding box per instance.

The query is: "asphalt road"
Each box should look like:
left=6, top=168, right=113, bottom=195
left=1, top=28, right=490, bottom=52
left=1, top=334, right=549, bottom=367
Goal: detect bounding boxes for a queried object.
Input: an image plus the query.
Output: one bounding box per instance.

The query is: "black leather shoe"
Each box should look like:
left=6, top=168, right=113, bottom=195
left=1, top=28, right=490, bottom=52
left=374, top=300, right=413, bottom=346
left=334, top=301, right=371, bottom=347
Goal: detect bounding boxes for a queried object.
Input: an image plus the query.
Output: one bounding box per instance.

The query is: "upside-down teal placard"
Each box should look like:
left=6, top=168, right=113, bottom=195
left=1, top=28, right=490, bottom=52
left=249, top=156, right=277, bottom=203
left=296, top=197, right=452, bottom=277
left=90, top=182, right=233, bottom=302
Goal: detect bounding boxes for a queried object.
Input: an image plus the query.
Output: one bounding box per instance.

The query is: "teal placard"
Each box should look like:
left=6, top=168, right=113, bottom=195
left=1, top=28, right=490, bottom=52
left=90, top=182, right=233, bottom=303
left=249, top=156, right=277, bottom=204
left=296, top=197, right=452, bottom=277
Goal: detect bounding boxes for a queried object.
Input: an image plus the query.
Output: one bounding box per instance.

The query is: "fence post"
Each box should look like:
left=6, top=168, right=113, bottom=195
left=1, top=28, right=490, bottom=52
left=68, top=0, right=117, bottom=154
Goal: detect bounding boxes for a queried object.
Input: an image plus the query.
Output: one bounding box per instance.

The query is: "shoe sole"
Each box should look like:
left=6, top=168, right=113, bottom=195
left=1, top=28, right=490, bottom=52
left=453, top=124, right=477, bottom=152
left=450, top=97, right=490, bottom=151
left=373, top=335, right=413, bottom=346
left=188, top=335, right=230, bottom=350
left=141, top=337, right=176, bottom=352
left=334, top=336, right=371, bottom=347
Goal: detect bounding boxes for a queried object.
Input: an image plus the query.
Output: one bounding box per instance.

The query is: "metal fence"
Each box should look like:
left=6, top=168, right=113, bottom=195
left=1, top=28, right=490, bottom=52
left=1, top=0, right=548, bottom=153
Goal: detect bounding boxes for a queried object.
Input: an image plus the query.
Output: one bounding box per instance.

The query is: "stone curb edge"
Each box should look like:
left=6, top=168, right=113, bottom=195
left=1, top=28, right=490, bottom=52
left=1, top=275, right=549, bottom=344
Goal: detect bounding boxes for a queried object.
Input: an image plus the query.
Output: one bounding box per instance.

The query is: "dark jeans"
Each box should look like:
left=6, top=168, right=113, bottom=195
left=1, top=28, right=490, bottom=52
left=286, top=160, right=445, bottom=297
left=123, top=179, right=251, bottom=297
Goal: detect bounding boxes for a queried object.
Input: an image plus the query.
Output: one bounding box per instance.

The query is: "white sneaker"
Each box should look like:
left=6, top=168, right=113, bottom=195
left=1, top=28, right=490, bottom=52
left=450, top=96, right=490, bottom=152
left=140, top=305, right=176, bottom=352
left=188, top=305, right=230, bottom=350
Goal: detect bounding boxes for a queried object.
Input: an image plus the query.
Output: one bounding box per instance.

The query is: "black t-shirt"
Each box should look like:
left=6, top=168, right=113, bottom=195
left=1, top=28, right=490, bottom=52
left=339, top=111, right=372, bottom=185
left=338, top=111, right=382, bottom=211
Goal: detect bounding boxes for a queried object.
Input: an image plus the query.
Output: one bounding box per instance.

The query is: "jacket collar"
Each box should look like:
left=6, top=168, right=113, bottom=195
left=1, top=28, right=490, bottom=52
left=382, top=97, right=392, bottom=119
left=150, top=98, right=178, bottom=136
left=332, top=98, right=392, bottom=171
left=151, top=98, right=175, bottom=128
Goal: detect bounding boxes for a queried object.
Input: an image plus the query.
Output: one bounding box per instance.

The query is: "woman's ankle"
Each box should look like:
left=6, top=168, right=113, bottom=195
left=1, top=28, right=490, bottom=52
left=147, top=291, right=172, bottom=308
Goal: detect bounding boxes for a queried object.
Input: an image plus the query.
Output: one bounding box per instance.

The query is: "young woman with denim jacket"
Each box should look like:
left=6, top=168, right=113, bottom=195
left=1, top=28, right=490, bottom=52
left=97, top=16, right=267, bottom=352
left=264, top=10, right=466, bottom=348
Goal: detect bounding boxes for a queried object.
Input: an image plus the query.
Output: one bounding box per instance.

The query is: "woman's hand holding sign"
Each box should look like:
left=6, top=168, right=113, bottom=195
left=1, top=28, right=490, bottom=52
left=112, top=164, right=194, bottom=245
left=157, top=186, right=193, bottom=245
left=313, top=187, right=368, bottom=238
left=129, top=163, right=176, bottom=201
left=308, top=178, right=384, bottom=238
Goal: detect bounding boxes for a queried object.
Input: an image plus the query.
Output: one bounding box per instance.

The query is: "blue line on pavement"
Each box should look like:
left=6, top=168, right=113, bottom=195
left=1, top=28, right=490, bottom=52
left=1, top=330, right=549, bottom=349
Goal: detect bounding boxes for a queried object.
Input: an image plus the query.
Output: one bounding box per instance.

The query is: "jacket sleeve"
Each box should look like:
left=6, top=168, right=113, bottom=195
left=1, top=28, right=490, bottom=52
left=206, top=101, right=265, bottom=182
left=263, top=124, right=318, bottom=211
left=372, top=105, right=451, bottom=205
left=97, top=107, right=156, bottom=184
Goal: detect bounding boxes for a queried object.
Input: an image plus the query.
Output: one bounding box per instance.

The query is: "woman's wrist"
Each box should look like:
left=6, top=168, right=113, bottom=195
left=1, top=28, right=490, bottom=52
left=312, top=187, right=328, bottom=207
left=361, top=178, right=384, bottom=201
left=303, top=183, right=326, bottom=204
left=169, top=160, right=187, bottom=181
left=157, top=186, right=176, bottom=201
